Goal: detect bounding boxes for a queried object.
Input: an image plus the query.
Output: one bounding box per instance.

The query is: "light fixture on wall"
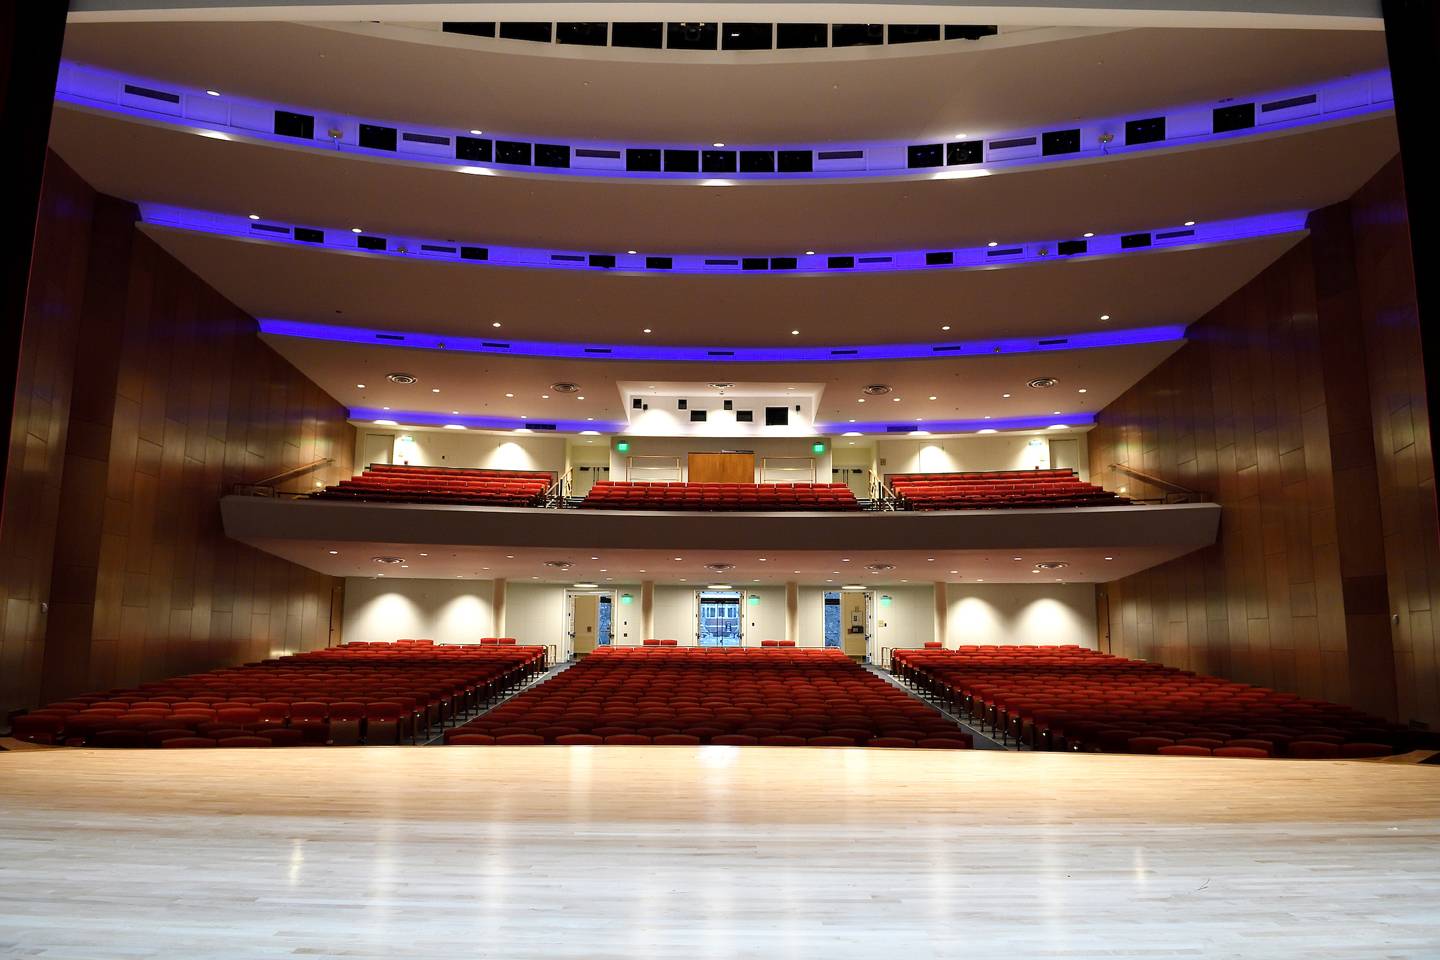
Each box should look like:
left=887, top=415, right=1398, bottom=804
left=572, top=582, right=599, bottom=589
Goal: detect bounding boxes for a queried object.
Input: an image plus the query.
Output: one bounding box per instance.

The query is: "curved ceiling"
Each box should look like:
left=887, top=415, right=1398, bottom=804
left=59, top=20, right=1389, bottom=142
left=143, top=223, right=1302, bottom=345
left=261, top=332, right=1181, bottom=427
left=50, top=103, right=1398, bottom=253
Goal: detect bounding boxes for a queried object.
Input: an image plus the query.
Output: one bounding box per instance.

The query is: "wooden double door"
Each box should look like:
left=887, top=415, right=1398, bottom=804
left=687, top=452, right=755, bottom=484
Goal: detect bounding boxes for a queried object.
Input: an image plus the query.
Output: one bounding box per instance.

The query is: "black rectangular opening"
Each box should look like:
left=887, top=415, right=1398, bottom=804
left=828, top=256, right=855, bottom=269
left=702, top=150, right=737, bottom=173
left=1125, top=116, right=1166, bottom=146
left=770, top=257, right=797, bottom=270
left=908, top=143, right=944, bottom=168
left=667, top=22, right=717, bottom=49
left=947, top=140, right=983, bottom=165
left=722, top=23, right=772, bottom=49
left=294, top=227, right=324, bottom=244
left=535, top=143, right=570, bottom=168
left=925, top=251, right=954, bottom=265
left=498, top=22, right=552, bottom=42
left=739, top=150, right=775, bottom=173
left=742, top=257, right=768, bottom=271
left=1042, top=129, right=1082, bottom=156
left=357, top=235, right=386, bottom=251
left=1120, top=232, right=1152, bottom=249
left=736, top=410, right=754, bottom=423
left=456, top=135, right=493, bottom=162
left=832, top=23, right=883, bottom=46
left=612, top=22, right=663, bottom=48
left=402, top=132, right=449, bottom=146
left=677, top=399, right=688, bottom=410
left=765, top=407, right=789, bottom=426
left=690, top=409, right=708, bottom=422
left=723, top=400, right=734, bottom=411
left=1213, top=102, right=1256, bottom=133
left=646, top=256, right=673, bottom=270
left=273, top=110, right=314, bottom=139
left=888, top=24, right=940, bottom=43
left=626, top=148, right=662, bottom=171
left=460, top=246, right=489, bottom=261
left=588, top=254, right=616, bottom=268
left=777, top=150, right=812, bottom=173
left=496, top=141, right=532, bottom=165
left=664, top=149, right=700, bottom=172
left=1057, top=239, right=1088, bottom=256
left=633, top=398, right=645, bottom=410
left=557, top=22, right=607, bottom=45
left=358, top=123, right=397, bottom=151
left=443, top=22, right=496, bottom=37
left=945, top=24, right=998, bottom=40
left=777, top=23, right=826, bottom=48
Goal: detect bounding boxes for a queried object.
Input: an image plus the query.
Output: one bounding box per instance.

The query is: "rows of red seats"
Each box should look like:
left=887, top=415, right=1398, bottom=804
left=582, top=481, right=859, bottom=511
left=893, top=645, right=1409, bottom=758
left=889, top=469, right=1128, bottom=510
left=445, top=647, right=971, bottom=747
left=314, top=464, right=552, bottom=507
left=11, top=640, right=545, bottom=749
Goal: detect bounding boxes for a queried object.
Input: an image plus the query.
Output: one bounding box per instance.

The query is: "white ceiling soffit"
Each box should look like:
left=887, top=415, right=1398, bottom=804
left=58, top=21, right=1390, bottom=142
left=234, top=532, right=1212, bottom=586
left=258, top=332, right=1182, bottom=425
left=66, top=1, right=1383, bottom=31
left=50, top=104, right=1398, bottom=253
left=143, top=224, right=1302, bottom=345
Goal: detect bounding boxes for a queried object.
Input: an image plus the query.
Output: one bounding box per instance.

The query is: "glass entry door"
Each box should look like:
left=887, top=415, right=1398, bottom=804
left=696, top=591, right=743, bottom=647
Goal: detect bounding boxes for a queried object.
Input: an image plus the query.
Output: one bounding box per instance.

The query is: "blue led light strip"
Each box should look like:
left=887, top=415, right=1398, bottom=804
left=263, top=317, right=1185, bottom=364
left=58, top=61, right=1393, bottom=183
left=147, top=204, right=1308, bottom=278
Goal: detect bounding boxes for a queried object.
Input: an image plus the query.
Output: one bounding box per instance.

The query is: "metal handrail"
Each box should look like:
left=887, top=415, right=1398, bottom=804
left=544, top=469, right=571, bottom=503
left=231, top=457, right=334, bottom=496
left=627, top=455, right=683, bottom=482
left=869, top=469, right=899, bottom=510
left=759, top=456, right=816, bottom=484
left=1107, top=463, right=1208, bottom=502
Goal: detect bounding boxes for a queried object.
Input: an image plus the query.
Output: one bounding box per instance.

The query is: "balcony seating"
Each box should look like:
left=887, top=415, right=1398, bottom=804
left=581, top=481, right=859, bottom=511
left=444, top=647, right=971, bottom=748
left=893, top=645, right=1410, bottom=758
left=11, top=640, right=547, bottom=748
left=313, top=464, right=552, bottom=507
left=889, top=469, right=1128, bottom=510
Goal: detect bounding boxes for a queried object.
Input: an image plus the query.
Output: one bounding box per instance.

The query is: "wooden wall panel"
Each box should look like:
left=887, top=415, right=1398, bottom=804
left=1094, top=158, right=1435, bottom=728
left=1, top=152, right=355, bottom=713
left=1353, top=159, right=1440, bottom=728
left=0, top=159, right=93, bottom=718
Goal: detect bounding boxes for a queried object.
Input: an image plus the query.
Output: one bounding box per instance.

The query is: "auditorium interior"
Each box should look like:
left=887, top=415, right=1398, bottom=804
left=2, top=1, right=1438, bottom=957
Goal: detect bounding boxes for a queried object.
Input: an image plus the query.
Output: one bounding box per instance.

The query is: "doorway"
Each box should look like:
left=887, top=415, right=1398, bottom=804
left=696, top=590, right=743, bottom=646
left=823, top=590, right=869, bottom=657
left=567, top=591, right=614, bottom=656
left=361, top=433, right=393, bottom=468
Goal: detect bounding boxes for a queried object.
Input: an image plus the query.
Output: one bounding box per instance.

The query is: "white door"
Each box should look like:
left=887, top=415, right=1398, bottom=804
left=362, top=433, right=393, bottom=468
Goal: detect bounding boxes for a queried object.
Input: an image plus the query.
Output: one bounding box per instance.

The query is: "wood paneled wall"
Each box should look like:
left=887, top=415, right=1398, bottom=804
left=1352, top=160, right=1440, bottom=727
left=0, top=159, right=93, bottom=719
left=1, top=153, right=353, bottom=717
left=1092, top=158, right=1437, bottom=729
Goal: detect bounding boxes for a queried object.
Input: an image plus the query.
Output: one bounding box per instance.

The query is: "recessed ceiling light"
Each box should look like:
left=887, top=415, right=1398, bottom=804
left=941, top=325, right=951, bottom=331
left=432, top=388, right=441, bottom=393
left=419, top=553, right=428, bottom=557
left=451, top=410, right=459, bottom=414
left=1078, top=388, right=1088, bottom=393
left=1083, top=232, right=1094, bottom=238
left=206, top=89, right=221, bottom=96
left=504, top=393, right=514, bottom=398
left=247, top=214, right=260, bottom=220
left=643, top=328, right=652, bottom=333
left=1184, top=220, right=1196, bottom=226
left=928, top=396, right=937, bottom=401
left=356, top=383, right=365, bottom=389
left=848, top=419, right=856, bottom=423
left=791, top=330, right=800, bottom=335
left=1013, top=557, right=1023, bottom=561
left=892, top=397, right=901, bottom=402
left=1099, top=314, right=1110, bottom=321
left=381, top=406, right=390, bottom=410
left=1052, top=410, right=1061, bottom=415
left=841, top=558, right=850, bottom=562
left=444, top=424, right=466, bottom=430
left=987, top=241, right=998, bottom=247
left=627, top=250, right=637, bottom=254
left=674, top=557, right=683, bottom=561
left=492, top=321, right=502, bottom=328
left=351, top=227, right=363, bottom=234
left=1048, top=424, right=1069, bottom=429
left=977, top=428, right=997, bottom=434
left=976, top=579, right=984, bottom=583
left=1002, top=393, right=1011, bottom=398
left=469, top=129, right=483, bottom=135
left=857, top=398, right=865, bottom=403
left=949, top=570, right=957, bottom=574
left=541, top=394, right=549, bottom=399
left=328, top=550, right=338, bottom=555
left=577, top=396, right=585, bottom=400
left=374, top=419, right=396, bottom=426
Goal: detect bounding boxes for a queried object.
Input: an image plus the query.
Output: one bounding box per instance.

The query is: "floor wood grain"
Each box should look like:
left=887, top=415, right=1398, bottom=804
left=1, top=747, right=1438, bottom=959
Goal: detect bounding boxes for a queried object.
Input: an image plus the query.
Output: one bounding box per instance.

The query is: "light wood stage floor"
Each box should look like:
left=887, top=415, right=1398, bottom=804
left=2, top=746, right=1438, bottom=959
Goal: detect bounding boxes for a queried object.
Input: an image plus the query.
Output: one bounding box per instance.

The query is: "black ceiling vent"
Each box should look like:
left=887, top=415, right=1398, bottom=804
left=442, top=22, right=496, bottom=37
left=273, top=110, right=314, bottom=139
left=499, top=22, right=553, bottom=42
left=557, top=22, right=608, bottom=45
left=946, top=24, right=998, bottom=39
